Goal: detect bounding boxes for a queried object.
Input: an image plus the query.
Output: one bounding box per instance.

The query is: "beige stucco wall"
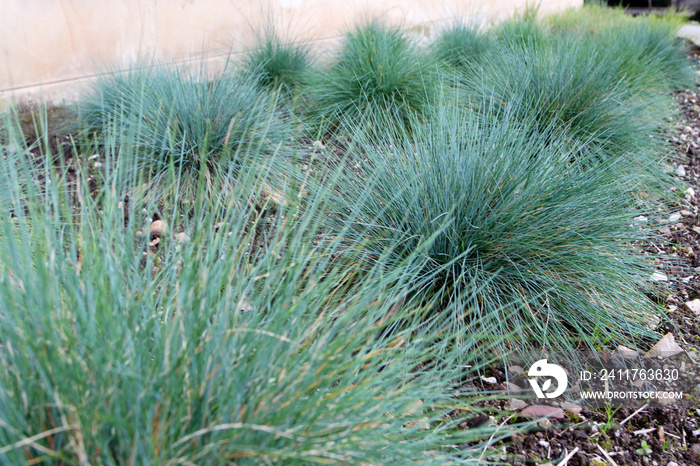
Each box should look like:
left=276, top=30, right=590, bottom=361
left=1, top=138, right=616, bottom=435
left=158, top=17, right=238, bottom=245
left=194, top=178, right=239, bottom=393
left=0, top=0, right=582, bottom=107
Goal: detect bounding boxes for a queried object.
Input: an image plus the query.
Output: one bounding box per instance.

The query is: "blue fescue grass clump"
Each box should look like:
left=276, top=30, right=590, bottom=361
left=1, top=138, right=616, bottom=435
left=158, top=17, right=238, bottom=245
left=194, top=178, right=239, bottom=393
left=244, top=31, right=313, bottom=98
left=0, top=111, right=504, bottom=465
left=490, top=8, right=547, bottom=49
left=305, top=20, right=437, bottom=138
left=432, top=22, right=491, bottom=73
left=545, top=4, right=695, bottom=93
left=326, top=104, right=663, bottom=359
left=464, top=37, right=673, bottom=166
left=74, top=64, right=294, bottom=198
left=591, top=21, right=695, bottom=94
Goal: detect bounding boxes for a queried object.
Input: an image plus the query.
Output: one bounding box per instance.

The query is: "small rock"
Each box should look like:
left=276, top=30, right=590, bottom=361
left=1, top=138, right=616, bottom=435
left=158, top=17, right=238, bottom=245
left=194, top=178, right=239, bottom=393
left=686, top=299, right=700, bottom=315
left=561, top=402, right=583, bottom=414
left=644, top=333, right=684, bottom=359
left=150, top=220, right=168, bottom=238
left=481, top=376, right=498, bottom=384
left=681, top=210, right=694, bottom=217
left=686, top=187, right=696, bottom=199
left=651, top=272, right=668, bottom=282
left=693, top=226, right=700, bottom=236
left=691, top=444, right=700, bottom=463
left=504, top=399, right=527, bottom=411
left=615, top=345, right=639, bottom=360
left=520, top=405, right=565, bottom=419
left=667, top=462, right=679, bottom=466
left=174, top=232, right=190, bottom=244
left=677, top=165, right=687, bottom=177
left=538, top=439, right=550, bottom=448
left=504, top=382, right=524, bottom=393
left=659, top=228, right=672, bottom=236
left=538, top=418, right=552, bottom=429
left=668, top=213, right=682, bottom=222
left=508, top=365, right=524, bottom=376
left=312, top=140, right=326, bottom=150
left=633, top=215, right=648, bottom=222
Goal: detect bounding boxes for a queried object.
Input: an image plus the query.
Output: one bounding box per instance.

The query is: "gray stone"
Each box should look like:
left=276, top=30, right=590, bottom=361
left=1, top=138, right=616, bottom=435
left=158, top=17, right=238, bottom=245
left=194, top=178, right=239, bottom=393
left=504, top=399, right=527, bottom=411
left=678, top=24, right=700, bottom=47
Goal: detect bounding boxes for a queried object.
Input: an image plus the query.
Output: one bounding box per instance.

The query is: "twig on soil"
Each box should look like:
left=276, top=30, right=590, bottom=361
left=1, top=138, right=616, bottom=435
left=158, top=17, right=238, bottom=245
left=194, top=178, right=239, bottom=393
left=633, top=427, right=656, bottom=436
left=596, top=444, right=619, bottom=466
left=556, top=447, right=579, bottom=466
left=620, top=403, right=649, bottom=427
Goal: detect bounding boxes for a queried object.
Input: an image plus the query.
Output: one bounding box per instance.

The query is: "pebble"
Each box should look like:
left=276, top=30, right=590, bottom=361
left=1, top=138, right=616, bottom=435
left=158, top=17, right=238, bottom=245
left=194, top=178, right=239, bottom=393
left=504, top=399, right=527, bottom=411
left=686, top=299, right=700, bottom=314
left=538, top=418, right=553, bottom=429
left=677, top=165, right=687, bottom=177
left=681, top=210, right=694, bottom=217
left=481, top=376, right=497, bottom=384
left=644, top=333, right=684, bottom=358
left=508, top=365, right=524, bottom=376
left=174, top=232, right=190, bottom=244
left=691, top=443, right=700, bottom=463
left=668, top=212, right=682, bottom=222
left=504, top=382, right=524, bottom=393
left=687, top=187, right=696, bottom=199
left=614, top=345, right=639, bottom=360
left=520, top=405, right=565, bottom=419
left=150, top=220, right=167, bottom=238
left=561, top=402, right=583, bottom=414
left=651, top=272, right=668, bottom=282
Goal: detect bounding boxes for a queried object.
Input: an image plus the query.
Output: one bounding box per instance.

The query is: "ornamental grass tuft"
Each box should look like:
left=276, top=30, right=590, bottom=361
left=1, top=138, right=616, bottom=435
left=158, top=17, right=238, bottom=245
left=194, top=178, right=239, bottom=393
left=432, top=22, right=491, bottom=73
left=305, top=20, right=436, bottom=138
left=74, top=64, right=294, bottom=200
left=0, top=111, right=502, bottom=464
left=463, top=37, right=674, bottom=168
left=325, top=104, right=664, bottom=360
left=244, top=30, right=313, bottom=99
